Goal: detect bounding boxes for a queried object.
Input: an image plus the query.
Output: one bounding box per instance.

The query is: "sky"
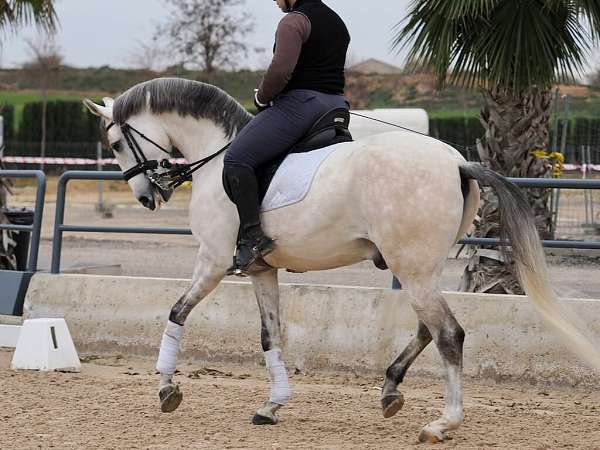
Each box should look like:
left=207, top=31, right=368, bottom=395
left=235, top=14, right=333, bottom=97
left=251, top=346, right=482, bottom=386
left=1, top=0, right=599, bottom=77
left=0, top=0, right=413, bottom=70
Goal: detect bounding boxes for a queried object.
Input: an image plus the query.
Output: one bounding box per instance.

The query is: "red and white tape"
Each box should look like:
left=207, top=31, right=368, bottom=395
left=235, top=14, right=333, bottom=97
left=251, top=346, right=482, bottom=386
left=1, top=156, right=188, bottom=166
left=563, top=164, right=600, bottom=172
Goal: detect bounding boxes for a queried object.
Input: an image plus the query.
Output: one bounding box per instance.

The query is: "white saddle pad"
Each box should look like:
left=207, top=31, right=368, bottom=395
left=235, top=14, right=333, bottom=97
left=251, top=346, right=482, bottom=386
left=261, top=143, right=344, bottom=212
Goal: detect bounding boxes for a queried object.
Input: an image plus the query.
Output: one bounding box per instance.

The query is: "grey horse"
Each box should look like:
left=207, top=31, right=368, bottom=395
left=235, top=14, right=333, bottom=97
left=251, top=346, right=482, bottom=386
left=84, top=77, right=600, bottom=443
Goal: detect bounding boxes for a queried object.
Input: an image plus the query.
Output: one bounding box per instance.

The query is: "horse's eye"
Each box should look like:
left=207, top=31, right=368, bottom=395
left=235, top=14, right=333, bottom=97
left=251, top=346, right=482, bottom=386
left=111, top=141, right=121, bottom=152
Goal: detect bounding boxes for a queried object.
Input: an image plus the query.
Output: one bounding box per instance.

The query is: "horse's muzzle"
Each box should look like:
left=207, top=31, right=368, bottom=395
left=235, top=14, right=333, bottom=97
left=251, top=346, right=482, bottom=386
left=138, top=193, right=156, bottom=211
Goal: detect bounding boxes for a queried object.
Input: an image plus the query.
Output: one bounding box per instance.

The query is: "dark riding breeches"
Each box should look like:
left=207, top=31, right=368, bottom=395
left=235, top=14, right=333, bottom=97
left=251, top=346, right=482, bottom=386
left=224, top=89, right=349, bottom=170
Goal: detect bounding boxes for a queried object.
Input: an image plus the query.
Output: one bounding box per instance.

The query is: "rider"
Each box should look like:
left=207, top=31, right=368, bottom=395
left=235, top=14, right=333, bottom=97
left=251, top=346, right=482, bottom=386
left=222, top=0, right=350, bottom=276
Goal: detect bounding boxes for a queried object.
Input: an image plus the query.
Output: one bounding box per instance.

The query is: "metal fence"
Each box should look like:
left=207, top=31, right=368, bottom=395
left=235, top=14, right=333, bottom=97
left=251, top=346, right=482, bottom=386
left=50, top=171, right=192, bottom=274
left=0, top=170, right=46, bottom=272
left=49, top=171, right=600, bottom=274
left=461, top=178, right=600, bottom=249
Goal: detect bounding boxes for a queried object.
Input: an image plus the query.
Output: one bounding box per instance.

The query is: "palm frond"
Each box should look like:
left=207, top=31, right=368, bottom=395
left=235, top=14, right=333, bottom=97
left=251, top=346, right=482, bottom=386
left=0, top=0, right=57, bottom=37
left=394, top=0, right=596, bottom=93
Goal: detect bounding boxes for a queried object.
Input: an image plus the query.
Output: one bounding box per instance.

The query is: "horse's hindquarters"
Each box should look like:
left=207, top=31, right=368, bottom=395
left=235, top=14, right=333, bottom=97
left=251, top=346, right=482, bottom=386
left=353, top=141, right=464, bottom=278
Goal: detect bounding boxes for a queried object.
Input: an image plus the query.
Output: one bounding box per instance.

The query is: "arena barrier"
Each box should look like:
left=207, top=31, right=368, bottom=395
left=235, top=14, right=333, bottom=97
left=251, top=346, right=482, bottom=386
left=24, top=273, right=600, bottom=386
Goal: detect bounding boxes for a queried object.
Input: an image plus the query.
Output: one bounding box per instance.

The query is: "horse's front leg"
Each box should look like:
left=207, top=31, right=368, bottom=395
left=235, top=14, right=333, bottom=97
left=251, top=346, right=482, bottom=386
left=250, top=268, right=291, bottom=425
left=156, top=249, right=227, bottom=413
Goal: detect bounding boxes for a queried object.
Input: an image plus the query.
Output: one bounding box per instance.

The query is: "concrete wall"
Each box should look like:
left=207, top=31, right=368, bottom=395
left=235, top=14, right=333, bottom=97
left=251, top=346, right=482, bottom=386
left=24, top=273, right=600, bottom=386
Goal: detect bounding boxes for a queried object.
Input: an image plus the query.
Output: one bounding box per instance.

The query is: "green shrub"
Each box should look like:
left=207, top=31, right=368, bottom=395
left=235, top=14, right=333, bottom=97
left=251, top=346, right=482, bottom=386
left=0, top=104, right=15, bottom=140
left=18, top=100, right=100, bottom=144
left=429, top=115, right=484, bottom=159
left=550, top=116, right=600, bottom=162
left=368, top=89, right=399, bottom=108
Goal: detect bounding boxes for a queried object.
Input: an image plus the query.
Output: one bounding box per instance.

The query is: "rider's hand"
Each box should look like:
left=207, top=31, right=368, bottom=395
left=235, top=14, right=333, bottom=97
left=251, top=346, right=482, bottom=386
left=254, top=90, right=272, bottom=113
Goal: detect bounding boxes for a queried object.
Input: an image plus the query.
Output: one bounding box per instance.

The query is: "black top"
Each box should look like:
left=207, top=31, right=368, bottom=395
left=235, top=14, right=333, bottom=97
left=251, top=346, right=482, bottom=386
left=284, top=0, right=350, bottom=95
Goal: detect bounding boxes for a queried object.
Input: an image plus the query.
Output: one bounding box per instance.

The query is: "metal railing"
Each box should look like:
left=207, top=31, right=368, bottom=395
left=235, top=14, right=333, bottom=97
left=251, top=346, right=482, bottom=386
left=0, top=170, right=46, bottom=272
left=50, top=171, right=192, bottom=274
left=50, top=171, right=600, bottom=274
left=459, top=177, right=600, bottom=250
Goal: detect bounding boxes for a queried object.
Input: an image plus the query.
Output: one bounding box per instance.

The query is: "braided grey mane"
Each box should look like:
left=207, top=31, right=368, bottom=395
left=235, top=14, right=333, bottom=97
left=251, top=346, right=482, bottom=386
left=112, top=77, right=252, bottom=138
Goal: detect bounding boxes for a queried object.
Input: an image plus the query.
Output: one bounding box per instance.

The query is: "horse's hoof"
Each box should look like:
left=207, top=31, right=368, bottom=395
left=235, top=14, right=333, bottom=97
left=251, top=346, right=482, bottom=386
left=381, top=392, right=405, bottom=418
left=418, top=427, right=444, bottom=444
left=252, top=413, right=278, bottom=425
left=159, top=384, right=183, bottom=413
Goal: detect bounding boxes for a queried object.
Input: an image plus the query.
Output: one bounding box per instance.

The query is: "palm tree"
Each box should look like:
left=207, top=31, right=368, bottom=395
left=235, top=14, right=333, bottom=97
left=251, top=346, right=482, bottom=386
left=0, top=0, right=57, bottom=269
left=0, top=0, right=56, bottom=35
left=394, top=1, right=600, bottom=294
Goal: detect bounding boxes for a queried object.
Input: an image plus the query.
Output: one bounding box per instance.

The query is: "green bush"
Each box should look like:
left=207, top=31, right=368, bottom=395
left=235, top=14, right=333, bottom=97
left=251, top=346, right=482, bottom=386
left=368, top=89, right=400, bottom=108
left=0, top=104, right=15, bottom=141
left=567, top=117, right=600, bottom=148
left=429, top=115, right=484, bottom=159
left=18, top=100, right=99, bottom=144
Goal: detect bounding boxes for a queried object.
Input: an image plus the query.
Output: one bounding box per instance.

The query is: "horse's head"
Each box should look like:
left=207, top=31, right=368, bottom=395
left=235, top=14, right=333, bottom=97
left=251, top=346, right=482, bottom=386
left=83, top=97, right=173, bottom=211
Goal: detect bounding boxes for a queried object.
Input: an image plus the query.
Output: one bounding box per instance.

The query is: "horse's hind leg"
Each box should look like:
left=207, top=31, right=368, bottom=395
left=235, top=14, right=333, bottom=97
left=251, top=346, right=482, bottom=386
left=405, top=283, right=465, bottom=443
left=250, top=268, right=291, bottom=425
left=156, top=250, right=227, bottom=413
left=381, top=320, right=432, bottom=418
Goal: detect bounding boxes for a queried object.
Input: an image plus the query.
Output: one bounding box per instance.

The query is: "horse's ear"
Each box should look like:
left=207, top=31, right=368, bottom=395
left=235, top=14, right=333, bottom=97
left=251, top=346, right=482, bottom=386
left=83, top=98, right=112, bottom=120
left=102, top=97, right=115, bottom=108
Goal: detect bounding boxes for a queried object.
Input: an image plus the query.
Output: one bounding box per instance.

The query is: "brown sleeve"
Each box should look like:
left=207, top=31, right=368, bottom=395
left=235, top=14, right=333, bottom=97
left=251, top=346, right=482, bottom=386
left=257, top=12, right=311, bottom=103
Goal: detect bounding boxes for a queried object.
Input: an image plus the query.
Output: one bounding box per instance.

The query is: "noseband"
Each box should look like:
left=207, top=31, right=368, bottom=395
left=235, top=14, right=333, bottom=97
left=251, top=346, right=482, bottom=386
left=106, top=122, right=230, bottom=191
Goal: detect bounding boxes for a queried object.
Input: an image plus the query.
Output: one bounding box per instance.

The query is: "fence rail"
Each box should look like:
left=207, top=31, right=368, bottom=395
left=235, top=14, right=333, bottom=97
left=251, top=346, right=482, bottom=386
left=50, top=171, right=192, bottom=274
left=50, top=171, right=600, bottom=274
left=0, top=170, right=45, bottom=272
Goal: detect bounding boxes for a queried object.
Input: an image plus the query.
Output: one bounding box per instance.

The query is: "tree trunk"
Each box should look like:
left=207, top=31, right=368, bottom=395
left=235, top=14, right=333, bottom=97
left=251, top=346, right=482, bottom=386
left=460, top=87, right=553, bottom=294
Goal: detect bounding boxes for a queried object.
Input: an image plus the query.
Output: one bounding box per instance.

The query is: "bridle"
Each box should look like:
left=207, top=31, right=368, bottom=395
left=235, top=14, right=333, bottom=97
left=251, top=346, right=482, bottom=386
left=106, top=121, right=230, bottom=193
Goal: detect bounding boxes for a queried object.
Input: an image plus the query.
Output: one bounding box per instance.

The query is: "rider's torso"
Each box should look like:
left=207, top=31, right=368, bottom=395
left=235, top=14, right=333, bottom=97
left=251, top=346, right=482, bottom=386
left=282, top=0, right=350, bottom=95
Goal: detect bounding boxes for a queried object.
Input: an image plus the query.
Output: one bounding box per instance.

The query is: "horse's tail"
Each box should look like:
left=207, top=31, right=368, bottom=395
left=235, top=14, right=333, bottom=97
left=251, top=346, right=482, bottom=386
left=459, top=162, right=600, bottom=372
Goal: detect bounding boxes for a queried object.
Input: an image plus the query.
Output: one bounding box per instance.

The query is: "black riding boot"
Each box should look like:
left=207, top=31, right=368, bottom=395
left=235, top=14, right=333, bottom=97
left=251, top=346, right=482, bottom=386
left=223, top=164, right=275, bottom=276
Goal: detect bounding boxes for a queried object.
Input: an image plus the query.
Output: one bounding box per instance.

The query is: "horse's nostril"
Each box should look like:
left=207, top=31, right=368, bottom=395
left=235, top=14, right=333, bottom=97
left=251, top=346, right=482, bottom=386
left=139, top=195, right=155, bottom=210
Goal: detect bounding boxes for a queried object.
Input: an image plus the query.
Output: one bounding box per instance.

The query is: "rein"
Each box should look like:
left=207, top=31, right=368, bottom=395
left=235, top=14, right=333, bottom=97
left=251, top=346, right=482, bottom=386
left=108, top=122, right=230, bottom=190
left=349, top=112, right=478, bottom=152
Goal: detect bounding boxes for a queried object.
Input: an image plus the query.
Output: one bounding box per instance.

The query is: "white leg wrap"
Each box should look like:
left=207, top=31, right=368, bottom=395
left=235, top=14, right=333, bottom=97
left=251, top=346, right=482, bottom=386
left=156, top=321, right=184, bottom=375
left=265, top=348, right=291, bottom=405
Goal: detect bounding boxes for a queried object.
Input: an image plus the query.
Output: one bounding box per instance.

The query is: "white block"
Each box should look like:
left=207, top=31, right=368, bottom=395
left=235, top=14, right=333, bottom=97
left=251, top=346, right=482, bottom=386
left=0, top=325, right=21, bottom=348
left=11, top=318, right=81, bottom=372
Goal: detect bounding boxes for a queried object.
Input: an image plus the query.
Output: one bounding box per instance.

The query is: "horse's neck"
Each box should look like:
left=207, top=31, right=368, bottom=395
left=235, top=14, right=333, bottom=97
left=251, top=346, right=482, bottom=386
left=161, top=113, right=231, bottom=189
left=161, top=113, right=229, bottom=163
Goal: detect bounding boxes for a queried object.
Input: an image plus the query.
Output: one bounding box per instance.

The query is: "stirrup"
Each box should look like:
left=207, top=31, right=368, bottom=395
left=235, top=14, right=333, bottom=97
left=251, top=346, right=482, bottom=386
left=226, top=259, right=250, bottom=278
left=226, top=237, right=275, bottom=277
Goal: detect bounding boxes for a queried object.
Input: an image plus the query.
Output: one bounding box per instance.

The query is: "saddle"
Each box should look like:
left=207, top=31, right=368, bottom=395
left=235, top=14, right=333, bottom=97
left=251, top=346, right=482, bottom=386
left=257, top=108, right=353, bottom=201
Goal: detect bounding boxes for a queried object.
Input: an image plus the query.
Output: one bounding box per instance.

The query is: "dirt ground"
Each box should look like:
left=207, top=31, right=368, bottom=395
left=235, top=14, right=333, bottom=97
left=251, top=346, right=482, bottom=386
left=1, top=349, right=600, bottom=450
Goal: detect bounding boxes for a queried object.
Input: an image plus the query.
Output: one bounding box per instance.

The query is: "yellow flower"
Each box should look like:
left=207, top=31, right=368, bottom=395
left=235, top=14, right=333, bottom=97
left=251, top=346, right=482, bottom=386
left=530, top=149, right=564, bottom=177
